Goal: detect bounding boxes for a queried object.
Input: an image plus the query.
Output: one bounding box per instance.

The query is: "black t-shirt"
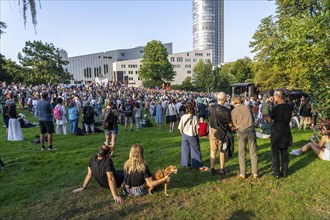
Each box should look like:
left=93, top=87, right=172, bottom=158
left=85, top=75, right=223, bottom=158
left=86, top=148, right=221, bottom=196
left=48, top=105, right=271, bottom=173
left=89, top=155, right=116, bottom=188
left=124, top=165, right=152, bottom=187
left=209, top=104, right=232, bottom=131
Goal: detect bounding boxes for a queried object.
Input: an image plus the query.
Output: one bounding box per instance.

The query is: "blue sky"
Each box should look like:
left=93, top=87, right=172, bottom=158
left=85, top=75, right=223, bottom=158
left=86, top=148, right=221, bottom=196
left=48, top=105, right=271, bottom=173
left=0, top=0, right=276, bottom=63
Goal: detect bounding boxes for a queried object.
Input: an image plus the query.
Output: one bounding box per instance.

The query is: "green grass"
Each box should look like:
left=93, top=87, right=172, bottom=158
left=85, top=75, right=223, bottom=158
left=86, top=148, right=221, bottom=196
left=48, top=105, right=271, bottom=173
left=1, top=110, right=329, bottom=220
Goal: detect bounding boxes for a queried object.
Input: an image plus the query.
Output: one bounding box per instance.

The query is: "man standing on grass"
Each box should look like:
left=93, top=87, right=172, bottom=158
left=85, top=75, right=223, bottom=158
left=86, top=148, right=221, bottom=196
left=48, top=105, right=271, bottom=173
left=37, top=91, right=55, bottom=151
left=268, top=89, right=293, bottom=179
left=231, top=96, right=259, bottom=179
left=208, top=92, right=233, bottom=176
left=72, top=145, right=123, bottom=203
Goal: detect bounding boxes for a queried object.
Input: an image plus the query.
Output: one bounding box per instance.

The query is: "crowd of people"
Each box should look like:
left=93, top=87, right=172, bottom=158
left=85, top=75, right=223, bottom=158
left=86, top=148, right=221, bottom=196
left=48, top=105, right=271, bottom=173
left=1, top=81, right=329, bottom=203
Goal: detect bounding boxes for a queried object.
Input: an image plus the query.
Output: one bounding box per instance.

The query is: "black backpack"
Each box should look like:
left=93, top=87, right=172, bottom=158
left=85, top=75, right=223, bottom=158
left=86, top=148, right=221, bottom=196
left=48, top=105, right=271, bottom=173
left=102, top=108, right=115, bottom=130
left=85, top=106, right=94, bottom=118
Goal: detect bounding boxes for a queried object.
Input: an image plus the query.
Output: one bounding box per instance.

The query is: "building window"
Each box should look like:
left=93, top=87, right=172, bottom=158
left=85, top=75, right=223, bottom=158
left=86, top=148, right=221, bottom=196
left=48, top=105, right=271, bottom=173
left=170, top=57, right=175, bottom=62
left=187, top=70, right=191, bottom=74
left=121, top=64, right=126, bottom=68
left=185, top=64, right=191, bottom=68
left=187, top=53, right=189, bottom=56
left=207, top=53, right=211, bottom=56
left=185, top=59, right=191, bottom=62
left=177, top=57, right=183, bottom=62
left=121, top=53, right=125, bottom=57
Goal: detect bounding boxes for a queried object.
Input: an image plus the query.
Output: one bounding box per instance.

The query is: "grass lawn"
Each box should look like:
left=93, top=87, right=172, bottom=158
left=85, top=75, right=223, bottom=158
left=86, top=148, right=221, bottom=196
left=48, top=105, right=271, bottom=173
left=1, top=109, right=329, bottom=220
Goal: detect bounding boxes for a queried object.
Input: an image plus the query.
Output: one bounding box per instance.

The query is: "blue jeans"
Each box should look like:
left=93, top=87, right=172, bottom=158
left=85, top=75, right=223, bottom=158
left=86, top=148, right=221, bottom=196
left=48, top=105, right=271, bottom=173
left=70, top=119, right=77, bottom=134
left=181, top=133, right=203, bottom=168
left=135, top=117, right=141, bottom=129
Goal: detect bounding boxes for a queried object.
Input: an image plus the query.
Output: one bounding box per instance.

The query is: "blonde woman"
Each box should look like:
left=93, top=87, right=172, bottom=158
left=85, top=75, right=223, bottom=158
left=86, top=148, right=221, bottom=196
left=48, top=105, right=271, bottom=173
left=123, top=144, right=170, bottom=196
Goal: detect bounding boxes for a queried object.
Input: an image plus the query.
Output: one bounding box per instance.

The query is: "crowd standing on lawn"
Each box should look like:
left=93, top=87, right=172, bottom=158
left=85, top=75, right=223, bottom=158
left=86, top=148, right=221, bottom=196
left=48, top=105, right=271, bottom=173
left=1, top=81, right=329, bottom=203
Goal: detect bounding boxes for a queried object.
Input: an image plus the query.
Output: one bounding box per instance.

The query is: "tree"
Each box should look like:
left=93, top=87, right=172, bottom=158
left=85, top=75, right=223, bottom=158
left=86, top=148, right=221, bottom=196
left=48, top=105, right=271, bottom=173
left=192, top=60, right=215, bottom=93
left=18, top=40, right=71, bottom=85
left=0, top=21, right=7, bottom=36
left=230, top=57, right=254, bottom=83
left=213, top=64, right=238, bottom=93
left=181, top=76, right=194, bottom=91
left=250, top=0, right=330, bottom=118
left=20, top=0, right=39, bottom=30
left=138, top=40, right=175, bottom=87
left=0, top=55, right=24, bottom=82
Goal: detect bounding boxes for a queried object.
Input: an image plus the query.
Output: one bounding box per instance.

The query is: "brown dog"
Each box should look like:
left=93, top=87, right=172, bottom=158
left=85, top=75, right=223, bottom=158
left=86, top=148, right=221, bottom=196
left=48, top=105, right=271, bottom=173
left=148, top=165, right=177, bottom=196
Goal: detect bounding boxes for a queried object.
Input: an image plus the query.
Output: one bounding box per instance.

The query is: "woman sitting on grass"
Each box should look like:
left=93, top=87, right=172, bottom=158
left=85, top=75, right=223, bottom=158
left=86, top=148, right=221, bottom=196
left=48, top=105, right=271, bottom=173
left=123, top=144, right=170, bottom=196
left=290, top=124, right=330, bottom=161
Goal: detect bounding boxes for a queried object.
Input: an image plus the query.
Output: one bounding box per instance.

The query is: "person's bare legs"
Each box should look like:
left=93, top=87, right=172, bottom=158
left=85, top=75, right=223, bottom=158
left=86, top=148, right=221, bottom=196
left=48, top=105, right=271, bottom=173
left=105, top=134, right=111, bottom=146
left=111, top=133, right=117, bottom=155
left=48, top=133, right=53, bottom=148
left=210, top=150, right=217, bottom=169
left=220, top=152, right=225, bottom=170
left=300, top=142, right=324, bottom=159
left=40, top=133, right=45, bottom=148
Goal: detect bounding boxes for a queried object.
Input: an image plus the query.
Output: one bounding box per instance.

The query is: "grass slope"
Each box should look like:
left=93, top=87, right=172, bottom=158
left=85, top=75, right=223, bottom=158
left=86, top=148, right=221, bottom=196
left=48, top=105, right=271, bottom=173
left=0, top=110, right=329, bottom=220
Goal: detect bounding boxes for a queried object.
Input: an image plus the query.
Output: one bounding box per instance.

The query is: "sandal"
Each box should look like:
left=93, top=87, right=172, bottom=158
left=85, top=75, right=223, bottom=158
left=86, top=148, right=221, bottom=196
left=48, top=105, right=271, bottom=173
left=199, top=166, right=209, bottom=171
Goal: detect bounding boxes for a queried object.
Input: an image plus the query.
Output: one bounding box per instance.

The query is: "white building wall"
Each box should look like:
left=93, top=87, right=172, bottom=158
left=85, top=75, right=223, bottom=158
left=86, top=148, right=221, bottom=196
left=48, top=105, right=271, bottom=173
left=64, top=43, right=172, bottom=84
left=113, top=49, right=212, bottom=87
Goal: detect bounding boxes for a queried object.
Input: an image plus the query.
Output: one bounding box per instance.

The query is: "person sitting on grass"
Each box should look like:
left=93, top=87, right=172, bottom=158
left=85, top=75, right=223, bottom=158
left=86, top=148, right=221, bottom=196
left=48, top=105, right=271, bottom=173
left=256, top=120, right=272, bottom=139
left=123, top=144, right=171, bottom=196
left=72, top=145, right=124, bottom=203
left=290, top=124, right=330, bottom=161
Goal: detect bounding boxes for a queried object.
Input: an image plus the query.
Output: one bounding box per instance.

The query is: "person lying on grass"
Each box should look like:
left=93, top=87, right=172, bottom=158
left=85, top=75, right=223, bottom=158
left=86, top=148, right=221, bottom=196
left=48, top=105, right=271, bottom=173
left=290, top=124, right=330, bottom=161
left=72, top=145, right=124, bottom=203
left=122, top=144, right=171, bottom=196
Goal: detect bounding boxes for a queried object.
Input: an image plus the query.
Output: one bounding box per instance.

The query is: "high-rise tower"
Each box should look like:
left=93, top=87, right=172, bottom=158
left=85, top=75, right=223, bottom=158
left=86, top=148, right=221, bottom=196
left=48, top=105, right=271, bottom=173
left=193, top=0, right=224, bottom=66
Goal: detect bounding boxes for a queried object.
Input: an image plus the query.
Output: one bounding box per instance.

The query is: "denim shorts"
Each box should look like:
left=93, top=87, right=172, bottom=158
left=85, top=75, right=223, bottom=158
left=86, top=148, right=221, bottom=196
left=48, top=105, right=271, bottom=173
left=104, top=126, right=118, bottom=135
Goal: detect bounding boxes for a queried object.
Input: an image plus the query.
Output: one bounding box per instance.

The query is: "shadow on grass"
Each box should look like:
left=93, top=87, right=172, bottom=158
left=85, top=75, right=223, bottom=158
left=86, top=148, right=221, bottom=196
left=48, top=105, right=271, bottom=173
left=227, top=209, right=255, bottom=220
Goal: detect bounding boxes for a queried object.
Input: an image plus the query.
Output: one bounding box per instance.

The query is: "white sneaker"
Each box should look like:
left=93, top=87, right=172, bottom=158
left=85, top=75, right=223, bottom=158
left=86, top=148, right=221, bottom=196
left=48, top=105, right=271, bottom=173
left=290, top=149, right=301, bottom=156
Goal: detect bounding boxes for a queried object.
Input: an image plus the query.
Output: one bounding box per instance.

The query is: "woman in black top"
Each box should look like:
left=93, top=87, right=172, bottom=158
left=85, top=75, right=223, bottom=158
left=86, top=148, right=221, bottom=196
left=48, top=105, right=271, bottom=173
left=123, top=144, right=170, bottom=196
left=269, top=89, right=293, bottom=179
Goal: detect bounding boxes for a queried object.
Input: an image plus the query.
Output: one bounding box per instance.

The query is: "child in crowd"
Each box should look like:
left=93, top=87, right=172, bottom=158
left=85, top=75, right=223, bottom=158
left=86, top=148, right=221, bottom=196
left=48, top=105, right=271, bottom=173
left=198, top=117, right=209, bottom=137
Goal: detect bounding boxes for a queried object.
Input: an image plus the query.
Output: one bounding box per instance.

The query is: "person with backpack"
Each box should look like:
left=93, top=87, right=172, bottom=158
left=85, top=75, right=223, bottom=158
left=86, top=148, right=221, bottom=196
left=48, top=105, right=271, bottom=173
left=83, top=101, right=95, bottom=135
left=103, top=99, right=119, bottom=157
left=54, top=97, right=68, bottom=135
left=123, top=100, right=133, bottom=131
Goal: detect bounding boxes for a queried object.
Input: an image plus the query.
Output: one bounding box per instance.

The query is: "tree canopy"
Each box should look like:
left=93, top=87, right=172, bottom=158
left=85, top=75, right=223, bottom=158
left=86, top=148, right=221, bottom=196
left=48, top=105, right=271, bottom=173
left=250, top=0, right=330, bottom=118
left=192, top=60, right=214, bottom=93
left=18, top=40, right=71, bottom=85
left=138, top=40, right=175, bottom=87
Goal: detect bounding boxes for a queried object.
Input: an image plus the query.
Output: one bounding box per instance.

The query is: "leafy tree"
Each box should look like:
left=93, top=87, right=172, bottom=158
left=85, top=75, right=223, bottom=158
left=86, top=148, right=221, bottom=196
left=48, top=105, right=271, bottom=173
left=181, top=76, right=194, bottom=91
left=0, top=55, right=24, bottom=82
left=138, top=40, right=175, bottom=87
left=213, top=65, right=238, bottom=93
left=18, top=40, right=71, bottom=85
left=192, top=60, right=214, bottom=93
left=230, top=57, right=254, bottom=83
left=250, top=0, right=330, bottom=118
left=0, top=21, right=7, bottom=36
left=19, top=0, right=39, bottom=30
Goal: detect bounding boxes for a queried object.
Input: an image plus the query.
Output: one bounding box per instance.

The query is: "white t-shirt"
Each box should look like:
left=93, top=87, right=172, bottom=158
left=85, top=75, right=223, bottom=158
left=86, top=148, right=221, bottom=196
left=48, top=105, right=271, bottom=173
left=178, top=114, right=198, bottom=136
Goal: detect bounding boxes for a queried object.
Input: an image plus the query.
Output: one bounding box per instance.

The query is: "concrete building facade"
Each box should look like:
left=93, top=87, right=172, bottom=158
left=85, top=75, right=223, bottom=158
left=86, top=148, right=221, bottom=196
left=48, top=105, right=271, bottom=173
left=193, top=0, right=224, bottom=66
left=113, top=49, right=212, bottom=87
left=63, top=43, right=172, bottom=84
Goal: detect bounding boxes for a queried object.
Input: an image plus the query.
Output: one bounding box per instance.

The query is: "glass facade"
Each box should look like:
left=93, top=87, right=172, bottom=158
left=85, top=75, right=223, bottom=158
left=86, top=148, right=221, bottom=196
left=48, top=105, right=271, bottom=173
left=193, top=0, right=224, bottom=66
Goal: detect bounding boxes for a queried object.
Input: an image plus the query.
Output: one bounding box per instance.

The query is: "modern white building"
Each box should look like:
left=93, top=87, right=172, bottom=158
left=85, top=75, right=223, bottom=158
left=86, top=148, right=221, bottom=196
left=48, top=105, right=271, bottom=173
left=62, top=43, right=173, bottom=84
left=193, top=0, right=224, bottom=66
left=113, top=49, right=212, bottom=87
